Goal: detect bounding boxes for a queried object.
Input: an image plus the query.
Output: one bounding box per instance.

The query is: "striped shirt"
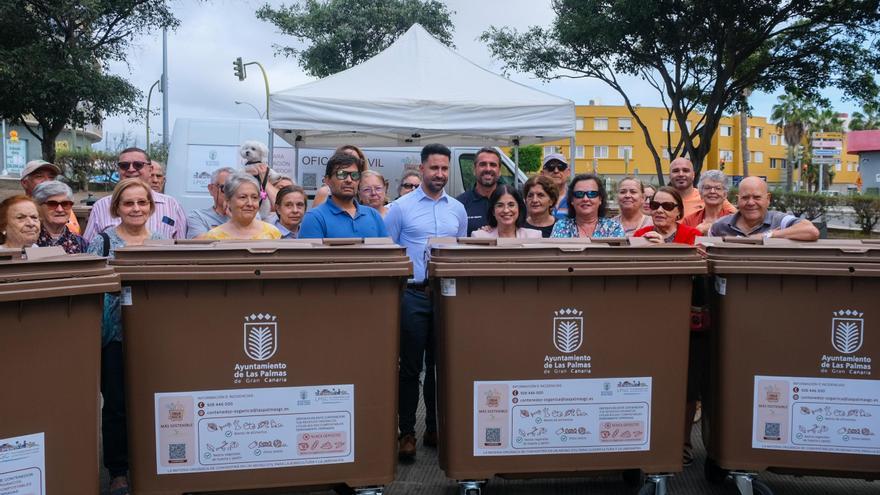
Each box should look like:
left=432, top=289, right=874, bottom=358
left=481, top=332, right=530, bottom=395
left=82, top=190, right=188, bottom=242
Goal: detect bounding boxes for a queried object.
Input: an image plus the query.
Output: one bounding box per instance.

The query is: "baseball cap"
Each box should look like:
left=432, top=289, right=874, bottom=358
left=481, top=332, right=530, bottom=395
left=542, top=153, right=569, bottom=168
left=22, top=160, right=61, bottom=178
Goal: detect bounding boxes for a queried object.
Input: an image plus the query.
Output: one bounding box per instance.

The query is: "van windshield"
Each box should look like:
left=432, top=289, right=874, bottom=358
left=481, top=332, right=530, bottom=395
left=459, top=153, right=516, bottom=192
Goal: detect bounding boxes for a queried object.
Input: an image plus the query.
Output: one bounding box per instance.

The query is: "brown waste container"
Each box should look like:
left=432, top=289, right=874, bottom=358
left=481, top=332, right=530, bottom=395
left=428, top=238, right=707, bottom=494
left=0, top=253, right=119, bottom=494
left=703, top=238, right=880, bottom=495
left=111, top=239, right=412, bottom=495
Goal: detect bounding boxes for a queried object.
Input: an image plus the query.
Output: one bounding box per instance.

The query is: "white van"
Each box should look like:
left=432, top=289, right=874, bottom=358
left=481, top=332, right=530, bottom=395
left=165, top=118, right=528, bottom=213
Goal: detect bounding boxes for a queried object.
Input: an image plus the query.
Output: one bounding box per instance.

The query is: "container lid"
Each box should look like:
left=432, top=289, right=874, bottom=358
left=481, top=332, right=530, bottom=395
left=701, top=237, right=880, bottom=276
left=111, top=239, right=413, bottom=280
left=428, top=237, right=706, bottom=277
left=0, top=253, right=120, bottom=302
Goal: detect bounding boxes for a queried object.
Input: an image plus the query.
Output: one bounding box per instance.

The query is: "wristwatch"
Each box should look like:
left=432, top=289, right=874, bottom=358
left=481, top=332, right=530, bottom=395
left=763, top=230, right=773, bottom=239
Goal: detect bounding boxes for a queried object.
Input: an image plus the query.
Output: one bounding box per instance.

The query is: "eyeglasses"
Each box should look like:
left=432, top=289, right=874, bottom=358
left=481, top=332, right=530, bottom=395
left=701, top=185, right=724, bottom=192
left=571, top=190, right=600, bottom=199
left=118, top=161, right=148, bottom=171
left=360, top=186, right=385, bottom=195
left=543, top=163, right=568, bottom=172
left=216, top=184, right=226, bottom=192
left=650, top=200, right=678, bottom=212
left=44, top=200, right=74, bottom=210
left=121, top=200, right=150, bottom=208
left=400, top=182, right=419, bottom=190
left=333, top=170, right=361, bottom=181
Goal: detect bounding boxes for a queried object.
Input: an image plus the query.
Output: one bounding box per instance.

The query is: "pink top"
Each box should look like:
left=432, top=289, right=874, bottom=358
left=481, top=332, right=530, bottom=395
left=83, top=190, right=188, bottom=242
left=471, top=227, right=543, bottom=239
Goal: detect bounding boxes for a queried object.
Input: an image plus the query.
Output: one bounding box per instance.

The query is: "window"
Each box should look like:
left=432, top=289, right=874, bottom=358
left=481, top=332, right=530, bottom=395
left=745, top=127, right=751, bottom=138
left=593, top=118, right=608, bottom=131
left=618, top=145, right=633, bottom=160
left=752, top=151, right=764, bottom=163
left=835, top=163, right=842, bottom=172
left=847, top=163, right=854, bottom=172
left=543, top=146, right=561, bottom=156
left=593, top=146, right=609, bottom=159
left=720, top=150, right=734, bottom=162
left=770, top=158, right=778, bottom=169
left=754, top=127, right=763, bottom=139
left=662, top=147, right=673, bottom=160
left=618, top=118, right=632, bottom=131
left=576, top=118, right=584, bottom=131
left=720, top=125, right=733, bottom=137
left=770, top=134, right=778, bottom=145
left=459, top=153, right=514, bottom=191
left=781, top=135, right=787, bottom=146
left=662, top=119, right=675, bottom=133
left=575, top=146, right=585, bottom=159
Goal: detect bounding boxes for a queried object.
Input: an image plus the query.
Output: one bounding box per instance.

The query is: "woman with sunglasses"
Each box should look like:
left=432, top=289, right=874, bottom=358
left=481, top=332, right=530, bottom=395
left=397, top=170, right=421, bottom=197
left=358, top=170, right=389, bottom=217
left=199, top=172, right=282, bottom=240
left=634, top=186, right=701, bottom=245
left=550, top=173, right=625, bottom=238
left=471, top=184, right=542, bottom=239
left=33, top=180, right=87, bottom=253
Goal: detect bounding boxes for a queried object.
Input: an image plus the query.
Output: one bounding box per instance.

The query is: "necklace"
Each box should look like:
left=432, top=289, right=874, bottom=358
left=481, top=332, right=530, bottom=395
left=576, top=219, right=597, bottom=238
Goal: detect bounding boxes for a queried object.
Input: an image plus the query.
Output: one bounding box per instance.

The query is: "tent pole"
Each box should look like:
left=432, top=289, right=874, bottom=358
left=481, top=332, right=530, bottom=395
left=513, top=139, right=520, bottom=189
left=293, top=136, right=300, bottom=189
left=569, top=136, right=576, bottom=174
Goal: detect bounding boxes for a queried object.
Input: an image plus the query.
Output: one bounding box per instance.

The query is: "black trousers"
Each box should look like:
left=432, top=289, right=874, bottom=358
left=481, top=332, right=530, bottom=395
left=101, top=341, right=128, bottom=478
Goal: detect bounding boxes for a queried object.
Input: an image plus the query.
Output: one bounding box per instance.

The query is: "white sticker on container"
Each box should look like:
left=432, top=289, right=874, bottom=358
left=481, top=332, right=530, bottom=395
left=0, top=432, right=45, bottom=495
left=120, top=286, right=132, bottom=306
left=440, top=278, right=456, bottom=297
left=154, top=384, right=354, bottom=475
left=753, top=375, right=880, bottom=456
left=473, top=377, right=652, bottom=456
left=714, top=276, right=727, bottom=295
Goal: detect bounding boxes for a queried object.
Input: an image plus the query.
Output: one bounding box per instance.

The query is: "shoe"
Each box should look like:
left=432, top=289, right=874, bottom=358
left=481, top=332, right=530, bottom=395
left=398, top=434, right=416, bottom=460
left=423, top=431, right=438, bottom=448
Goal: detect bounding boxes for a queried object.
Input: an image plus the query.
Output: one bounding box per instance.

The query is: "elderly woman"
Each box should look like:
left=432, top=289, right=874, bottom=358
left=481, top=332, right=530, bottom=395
left=397, top=170, right=421, bottom=197
left=199, top=172, right=282, bottom=240
left=274, top=185, right=308, bottom=239
left=33, top=180, right=87, bottom=253
left=358, top=170, right=389, bottom=216
left=634, top=186, right=701, bottom=245
left=612, top=176, right=652, bottom=236
left=85, top=178, right=169, bottom=495
left=682, top=170, right=736, bottom=234
left=0, top=195, right=40, bottom=250
left=523, top=175, right=558, bottom=238
left=642, top=184, right=657, bottom=216
left=313, top=145, right=369, bottom=207
left=551, top=174, right=625, bottom=238
left=472, top=184, right=542, bottom=239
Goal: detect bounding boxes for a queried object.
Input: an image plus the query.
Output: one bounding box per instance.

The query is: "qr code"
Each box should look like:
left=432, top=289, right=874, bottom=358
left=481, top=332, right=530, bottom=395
left=763, top=422, right=781, bottom=440
left=485, top=427, right=501, bottom=444
left=303, top=173, right=317, bottom=188
left=169, top=443, right=186, bottom=461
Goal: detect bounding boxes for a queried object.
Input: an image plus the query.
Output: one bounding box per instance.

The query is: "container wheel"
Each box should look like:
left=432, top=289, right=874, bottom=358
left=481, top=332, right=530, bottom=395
left=752, top=479, right=774, bottom=495
left=637, top=482, right=656, bottom=495
left=622, top=469, right=643, bottom=487
left=704, top=457, right=728, bottom=484
left=460, top=488, right=481, bottom=495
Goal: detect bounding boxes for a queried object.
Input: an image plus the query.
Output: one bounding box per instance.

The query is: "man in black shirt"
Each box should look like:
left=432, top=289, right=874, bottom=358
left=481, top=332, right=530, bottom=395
left=456, top=147, right=502, bottom=235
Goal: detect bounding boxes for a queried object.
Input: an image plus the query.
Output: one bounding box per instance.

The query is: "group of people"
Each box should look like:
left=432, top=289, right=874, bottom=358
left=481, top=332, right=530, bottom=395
left=0, top=143, right=822, bottom=492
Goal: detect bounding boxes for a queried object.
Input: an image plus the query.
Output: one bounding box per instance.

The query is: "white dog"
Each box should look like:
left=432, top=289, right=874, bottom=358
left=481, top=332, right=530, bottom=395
left=239, top=140, right=268, bottom=166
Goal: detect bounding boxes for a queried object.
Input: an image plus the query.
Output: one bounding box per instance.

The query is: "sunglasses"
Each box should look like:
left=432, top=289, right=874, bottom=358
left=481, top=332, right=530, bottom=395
left=118, top=161, right=148, bottom=171
left=44, top=200, right=74, bottom=210
left=543, top=163, right=568, bottom=172
left=650, top=200, right=678, bottom=212
left=571, top=190, right=600, bottom=199
left=333, top=170, right=361, bottom=181
left=400, top=182, right=419, bottom=190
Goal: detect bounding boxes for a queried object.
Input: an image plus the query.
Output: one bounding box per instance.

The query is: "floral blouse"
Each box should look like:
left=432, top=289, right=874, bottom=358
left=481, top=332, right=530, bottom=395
left=36, top=226, right=87, bottom=254
left=550, top=217, right=626, bottom=238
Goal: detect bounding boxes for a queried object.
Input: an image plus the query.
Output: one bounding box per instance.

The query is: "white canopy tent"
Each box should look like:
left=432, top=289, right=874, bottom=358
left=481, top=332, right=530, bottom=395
left=269, top=24, right=575, bottom=149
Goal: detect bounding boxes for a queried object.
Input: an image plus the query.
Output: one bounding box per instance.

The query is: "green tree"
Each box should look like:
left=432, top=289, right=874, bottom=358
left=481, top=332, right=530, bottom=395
left=481, top=1, right=880, bottom=184
left=257, top=0, right=454, bottom=78
left=849, top=194, right=880, bottom=235
left=770, top=92, right=816, bottom=191
left=0, top=1, right=177, bottom=163
left=850, top=101, right=880, bottom=130
left=509, top=145, right=542, bottom=174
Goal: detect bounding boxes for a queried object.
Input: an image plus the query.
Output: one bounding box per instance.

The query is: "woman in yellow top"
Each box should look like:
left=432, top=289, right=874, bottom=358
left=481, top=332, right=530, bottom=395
left=198, top=172, right=282, bottom=240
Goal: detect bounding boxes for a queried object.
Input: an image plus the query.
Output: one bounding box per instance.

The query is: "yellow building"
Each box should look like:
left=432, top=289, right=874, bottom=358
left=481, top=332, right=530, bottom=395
left=543, top=104, right=859, bottom=190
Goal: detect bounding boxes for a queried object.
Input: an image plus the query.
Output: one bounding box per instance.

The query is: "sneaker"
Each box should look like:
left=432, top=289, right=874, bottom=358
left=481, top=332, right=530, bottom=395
left=423, top=431, right=438, bottom=448
left=398, top=434, right=417, bottom=460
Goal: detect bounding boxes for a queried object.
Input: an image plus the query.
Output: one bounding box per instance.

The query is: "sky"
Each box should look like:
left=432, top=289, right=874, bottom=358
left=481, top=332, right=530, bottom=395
left=100, top=0, right=862, bottom=149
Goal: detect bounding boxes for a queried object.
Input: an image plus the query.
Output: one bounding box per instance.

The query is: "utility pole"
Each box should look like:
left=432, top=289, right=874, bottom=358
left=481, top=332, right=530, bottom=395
left=146, top=79, right=161, bottom=152
left=162, top=27, right=169, bottom=150
left=233, top=57, right=273, bottom=167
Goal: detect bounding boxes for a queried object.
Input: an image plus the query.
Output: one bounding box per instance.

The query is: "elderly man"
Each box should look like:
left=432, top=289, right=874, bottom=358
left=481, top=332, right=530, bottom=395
left=149, top=161, right=166, bottom=193
left=19, top=159, right=80, bottom=234
left=710, top=176, right=820, bottom=240
left=540, top=153, right=571, bottom=219
left=186, top=167, right=234, bottom=238
left=456, top=147, right=502, bottom=235
left=83, top=147, right=187, bottom=242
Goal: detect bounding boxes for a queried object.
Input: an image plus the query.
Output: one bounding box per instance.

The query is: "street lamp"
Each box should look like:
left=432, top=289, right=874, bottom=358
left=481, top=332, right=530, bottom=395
left=146, top=78, right=161, bottom=152
left=235, top=101, right=264, bottom=119
left=232, top=57, right=272, bottom=166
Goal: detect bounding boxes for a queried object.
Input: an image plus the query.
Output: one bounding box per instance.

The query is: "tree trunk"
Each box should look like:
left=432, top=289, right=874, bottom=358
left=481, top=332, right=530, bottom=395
left=740, top=111, right=750, bottom=177
left=40, top=123, right=64, bottom=163
left=785, top=146, right=794, bottom=191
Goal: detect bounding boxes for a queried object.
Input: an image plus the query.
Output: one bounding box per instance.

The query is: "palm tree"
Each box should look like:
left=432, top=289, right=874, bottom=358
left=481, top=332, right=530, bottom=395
left=812, top=108, right=844, bottom=132
left=850, top=102, right=880, bottom=131
left=771, top=92, right=816, bottom=191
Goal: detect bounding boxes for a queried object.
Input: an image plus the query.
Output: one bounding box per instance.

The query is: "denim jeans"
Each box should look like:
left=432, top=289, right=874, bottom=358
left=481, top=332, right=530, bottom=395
left=398, top=288, right=437, bottom=436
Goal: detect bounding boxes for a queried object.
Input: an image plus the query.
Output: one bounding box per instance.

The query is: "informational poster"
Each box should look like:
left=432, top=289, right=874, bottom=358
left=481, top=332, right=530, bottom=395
left=185, top=145, right=240, bottom=193
left=3, top=140, right=27, bottom=176
left=155, top=385, right=354, bottom=474
left=473, top=377, right=651, bottom=456
left=754, top=376, right=880, bottom=455
left=0, top=432, right=45, bottom=495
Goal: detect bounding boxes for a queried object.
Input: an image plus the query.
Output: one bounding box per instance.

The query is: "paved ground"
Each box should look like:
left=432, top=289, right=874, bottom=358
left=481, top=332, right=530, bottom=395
left=100, top=401, right=879, bottom=495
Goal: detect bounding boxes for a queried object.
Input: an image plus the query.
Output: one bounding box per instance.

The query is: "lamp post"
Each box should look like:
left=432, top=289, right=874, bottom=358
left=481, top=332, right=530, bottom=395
left=235, top=101, right=264, bottom=119
left=145, top=79, right=161, bottom=152
left=233, top=57, right=272, bottom=167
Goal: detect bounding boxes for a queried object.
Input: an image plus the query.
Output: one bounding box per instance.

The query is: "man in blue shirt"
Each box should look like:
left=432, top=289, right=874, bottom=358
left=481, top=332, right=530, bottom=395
left=299, top=152, right=388, bottom=238
left=384, top=143, right=467, bottom=460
